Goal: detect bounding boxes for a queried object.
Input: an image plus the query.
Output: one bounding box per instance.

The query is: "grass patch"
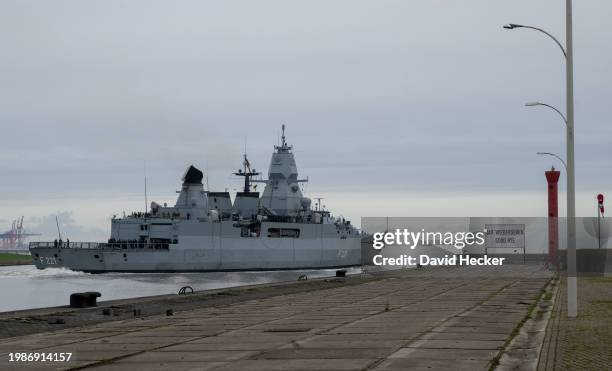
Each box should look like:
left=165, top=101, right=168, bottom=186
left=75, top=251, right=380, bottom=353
left=591, top=300, right=612, bottom=309
left=0, top=253, right=32, bottom=264
left=586, top=276, right=612, bottom=284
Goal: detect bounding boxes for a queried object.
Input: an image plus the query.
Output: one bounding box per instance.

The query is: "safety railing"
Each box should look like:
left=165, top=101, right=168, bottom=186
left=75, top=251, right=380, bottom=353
left=29, top=242, right=170, bottom=250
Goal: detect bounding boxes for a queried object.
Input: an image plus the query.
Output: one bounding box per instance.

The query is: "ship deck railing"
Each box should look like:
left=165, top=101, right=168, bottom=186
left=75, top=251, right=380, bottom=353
left=29, top=242, right=170, bottom=250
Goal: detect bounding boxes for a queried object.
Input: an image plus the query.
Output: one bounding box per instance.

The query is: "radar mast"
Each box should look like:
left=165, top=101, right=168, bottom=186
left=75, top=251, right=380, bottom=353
left=275, top=124, right=292, bottom=153
left=234, top=153, right=259, bottom=193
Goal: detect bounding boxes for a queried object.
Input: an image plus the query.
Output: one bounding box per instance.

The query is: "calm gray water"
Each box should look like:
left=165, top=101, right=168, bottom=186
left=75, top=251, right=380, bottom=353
left=0, top=265, right=360, bottom=313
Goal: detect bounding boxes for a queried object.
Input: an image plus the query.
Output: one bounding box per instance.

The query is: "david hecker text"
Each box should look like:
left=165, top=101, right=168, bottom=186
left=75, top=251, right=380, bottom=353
left=372, top=254, right=506, bottom=267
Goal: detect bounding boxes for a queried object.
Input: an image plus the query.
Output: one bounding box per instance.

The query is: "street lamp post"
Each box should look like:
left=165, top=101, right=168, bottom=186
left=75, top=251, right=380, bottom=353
left=504, top=0, right=577, bottom=317
left=565, top=0, right=577, bottom=319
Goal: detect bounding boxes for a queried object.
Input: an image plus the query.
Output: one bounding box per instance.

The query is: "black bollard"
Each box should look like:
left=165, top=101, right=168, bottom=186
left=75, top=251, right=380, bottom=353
left=70, top=292, right=102, bottom=308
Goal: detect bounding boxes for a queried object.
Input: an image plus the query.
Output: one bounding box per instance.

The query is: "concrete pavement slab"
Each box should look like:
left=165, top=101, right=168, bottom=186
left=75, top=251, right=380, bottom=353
left=0, top=264, right=553, bottom=371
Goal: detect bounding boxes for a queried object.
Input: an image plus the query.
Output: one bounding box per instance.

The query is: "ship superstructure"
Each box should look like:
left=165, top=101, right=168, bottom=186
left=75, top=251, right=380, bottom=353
left=30, top=126, right=361, bottom=272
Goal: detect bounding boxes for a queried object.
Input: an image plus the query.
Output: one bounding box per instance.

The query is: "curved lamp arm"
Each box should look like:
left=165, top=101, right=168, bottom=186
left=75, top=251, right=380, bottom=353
left=525, top=102, right=568, bottom=125
left=537, top=152, right=567, bottom=171
left=503, top=24, right=567, bottom=58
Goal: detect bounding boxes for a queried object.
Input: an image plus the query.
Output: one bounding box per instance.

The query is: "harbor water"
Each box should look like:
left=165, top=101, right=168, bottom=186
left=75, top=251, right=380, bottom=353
left=0, top=265, right=361, bottom=313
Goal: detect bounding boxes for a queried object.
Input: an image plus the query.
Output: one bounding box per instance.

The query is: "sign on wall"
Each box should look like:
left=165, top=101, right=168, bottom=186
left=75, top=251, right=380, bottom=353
left=484, top=224, right=525, bottom=250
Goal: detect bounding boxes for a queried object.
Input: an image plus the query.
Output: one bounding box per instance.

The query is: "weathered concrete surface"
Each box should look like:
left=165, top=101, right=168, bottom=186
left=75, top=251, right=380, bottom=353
left=0, top=265, right=552, bottom=370
left=0, top=276, right=382, bottom=339
left=496, top=276, right=556, bottom=371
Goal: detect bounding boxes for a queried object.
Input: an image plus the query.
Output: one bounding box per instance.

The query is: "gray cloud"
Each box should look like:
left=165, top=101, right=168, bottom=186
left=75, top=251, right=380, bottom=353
left=1, top=1, right=611, bottom=224
left=27, top=212, right=107, bottom=242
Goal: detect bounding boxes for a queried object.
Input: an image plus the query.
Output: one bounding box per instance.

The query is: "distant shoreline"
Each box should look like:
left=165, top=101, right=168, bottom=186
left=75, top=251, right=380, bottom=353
left=0, top=253, right=32, bottom=266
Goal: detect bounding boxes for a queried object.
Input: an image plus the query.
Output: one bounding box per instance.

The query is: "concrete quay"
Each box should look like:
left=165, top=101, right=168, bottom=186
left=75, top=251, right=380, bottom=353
left=0, top=265, right=553, bottom=370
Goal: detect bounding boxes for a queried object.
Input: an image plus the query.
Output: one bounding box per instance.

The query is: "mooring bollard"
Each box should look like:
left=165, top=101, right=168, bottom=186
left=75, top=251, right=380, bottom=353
left=70, top=292, right=102, bottom=308
left=70, top=293, right=87, bottom=308
left=83, top=292, right=101, bottom=307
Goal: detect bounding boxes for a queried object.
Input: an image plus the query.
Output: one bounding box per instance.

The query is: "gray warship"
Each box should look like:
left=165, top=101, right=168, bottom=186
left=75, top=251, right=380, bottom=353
left=29, top=126, right=362, bottom=272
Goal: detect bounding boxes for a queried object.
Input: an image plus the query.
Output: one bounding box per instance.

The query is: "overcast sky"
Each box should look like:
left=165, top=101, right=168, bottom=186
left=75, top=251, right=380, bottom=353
left=1, top=1, right=611, bottom=239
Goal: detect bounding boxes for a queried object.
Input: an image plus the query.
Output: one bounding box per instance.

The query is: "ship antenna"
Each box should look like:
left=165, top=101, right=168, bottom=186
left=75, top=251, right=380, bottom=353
left=281, top=124, right=286, bottom=147
left=244, top=136, right=248, bottom=173
left=55, top=215, right=62, bottom=241
left=206, top=162, right=209, bottom=192
left=144, top=162, right=148, bottom=218
left=144, top=175, right=148, bottom=216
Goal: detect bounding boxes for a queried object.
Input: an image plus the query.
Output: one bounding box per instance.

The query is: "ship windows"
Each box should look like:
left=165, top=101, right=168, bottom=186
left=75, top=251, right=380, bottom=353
left=267, top=228, right=300, bottom=238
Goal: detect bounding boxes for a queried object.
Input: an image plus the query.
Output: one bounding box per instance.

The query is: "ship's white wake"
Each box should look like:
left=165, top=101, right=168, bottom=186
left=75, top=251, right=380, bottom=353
left=0, top=265, right=361, bottom=312
left=0, top=265, right=87, bottom=278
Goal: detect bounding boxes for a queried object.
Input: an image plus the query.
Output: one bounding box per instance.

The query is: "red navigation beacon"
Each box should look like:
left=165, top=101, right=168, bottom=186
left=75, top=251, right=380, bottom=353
left=545, top=167, right=561, bottom=268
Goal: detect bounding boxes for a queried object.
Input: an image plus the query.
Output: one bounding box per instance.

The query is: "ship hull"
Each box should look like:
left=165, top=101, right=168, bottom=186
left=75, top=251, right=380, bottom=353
left=29, top=236, right=361, bottom=273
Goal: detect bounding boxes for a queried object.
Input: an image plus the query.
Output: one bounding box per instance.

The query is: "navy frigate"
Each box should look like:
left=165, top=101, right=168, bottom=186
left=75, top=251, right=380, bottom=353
left=29, top=126, right=361, bottom=272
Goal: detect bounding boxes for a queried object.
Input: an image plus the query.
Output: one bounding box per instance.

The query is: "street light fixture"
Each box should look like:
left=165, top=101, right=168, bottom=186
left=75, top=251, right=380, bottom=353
left=525, top=102, right=568, bottom=125
left=502, top=24, right=567, bottom=57
left=537, top=152, right=567, bottom=171
left=504, top=0, right=577, bottom=318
